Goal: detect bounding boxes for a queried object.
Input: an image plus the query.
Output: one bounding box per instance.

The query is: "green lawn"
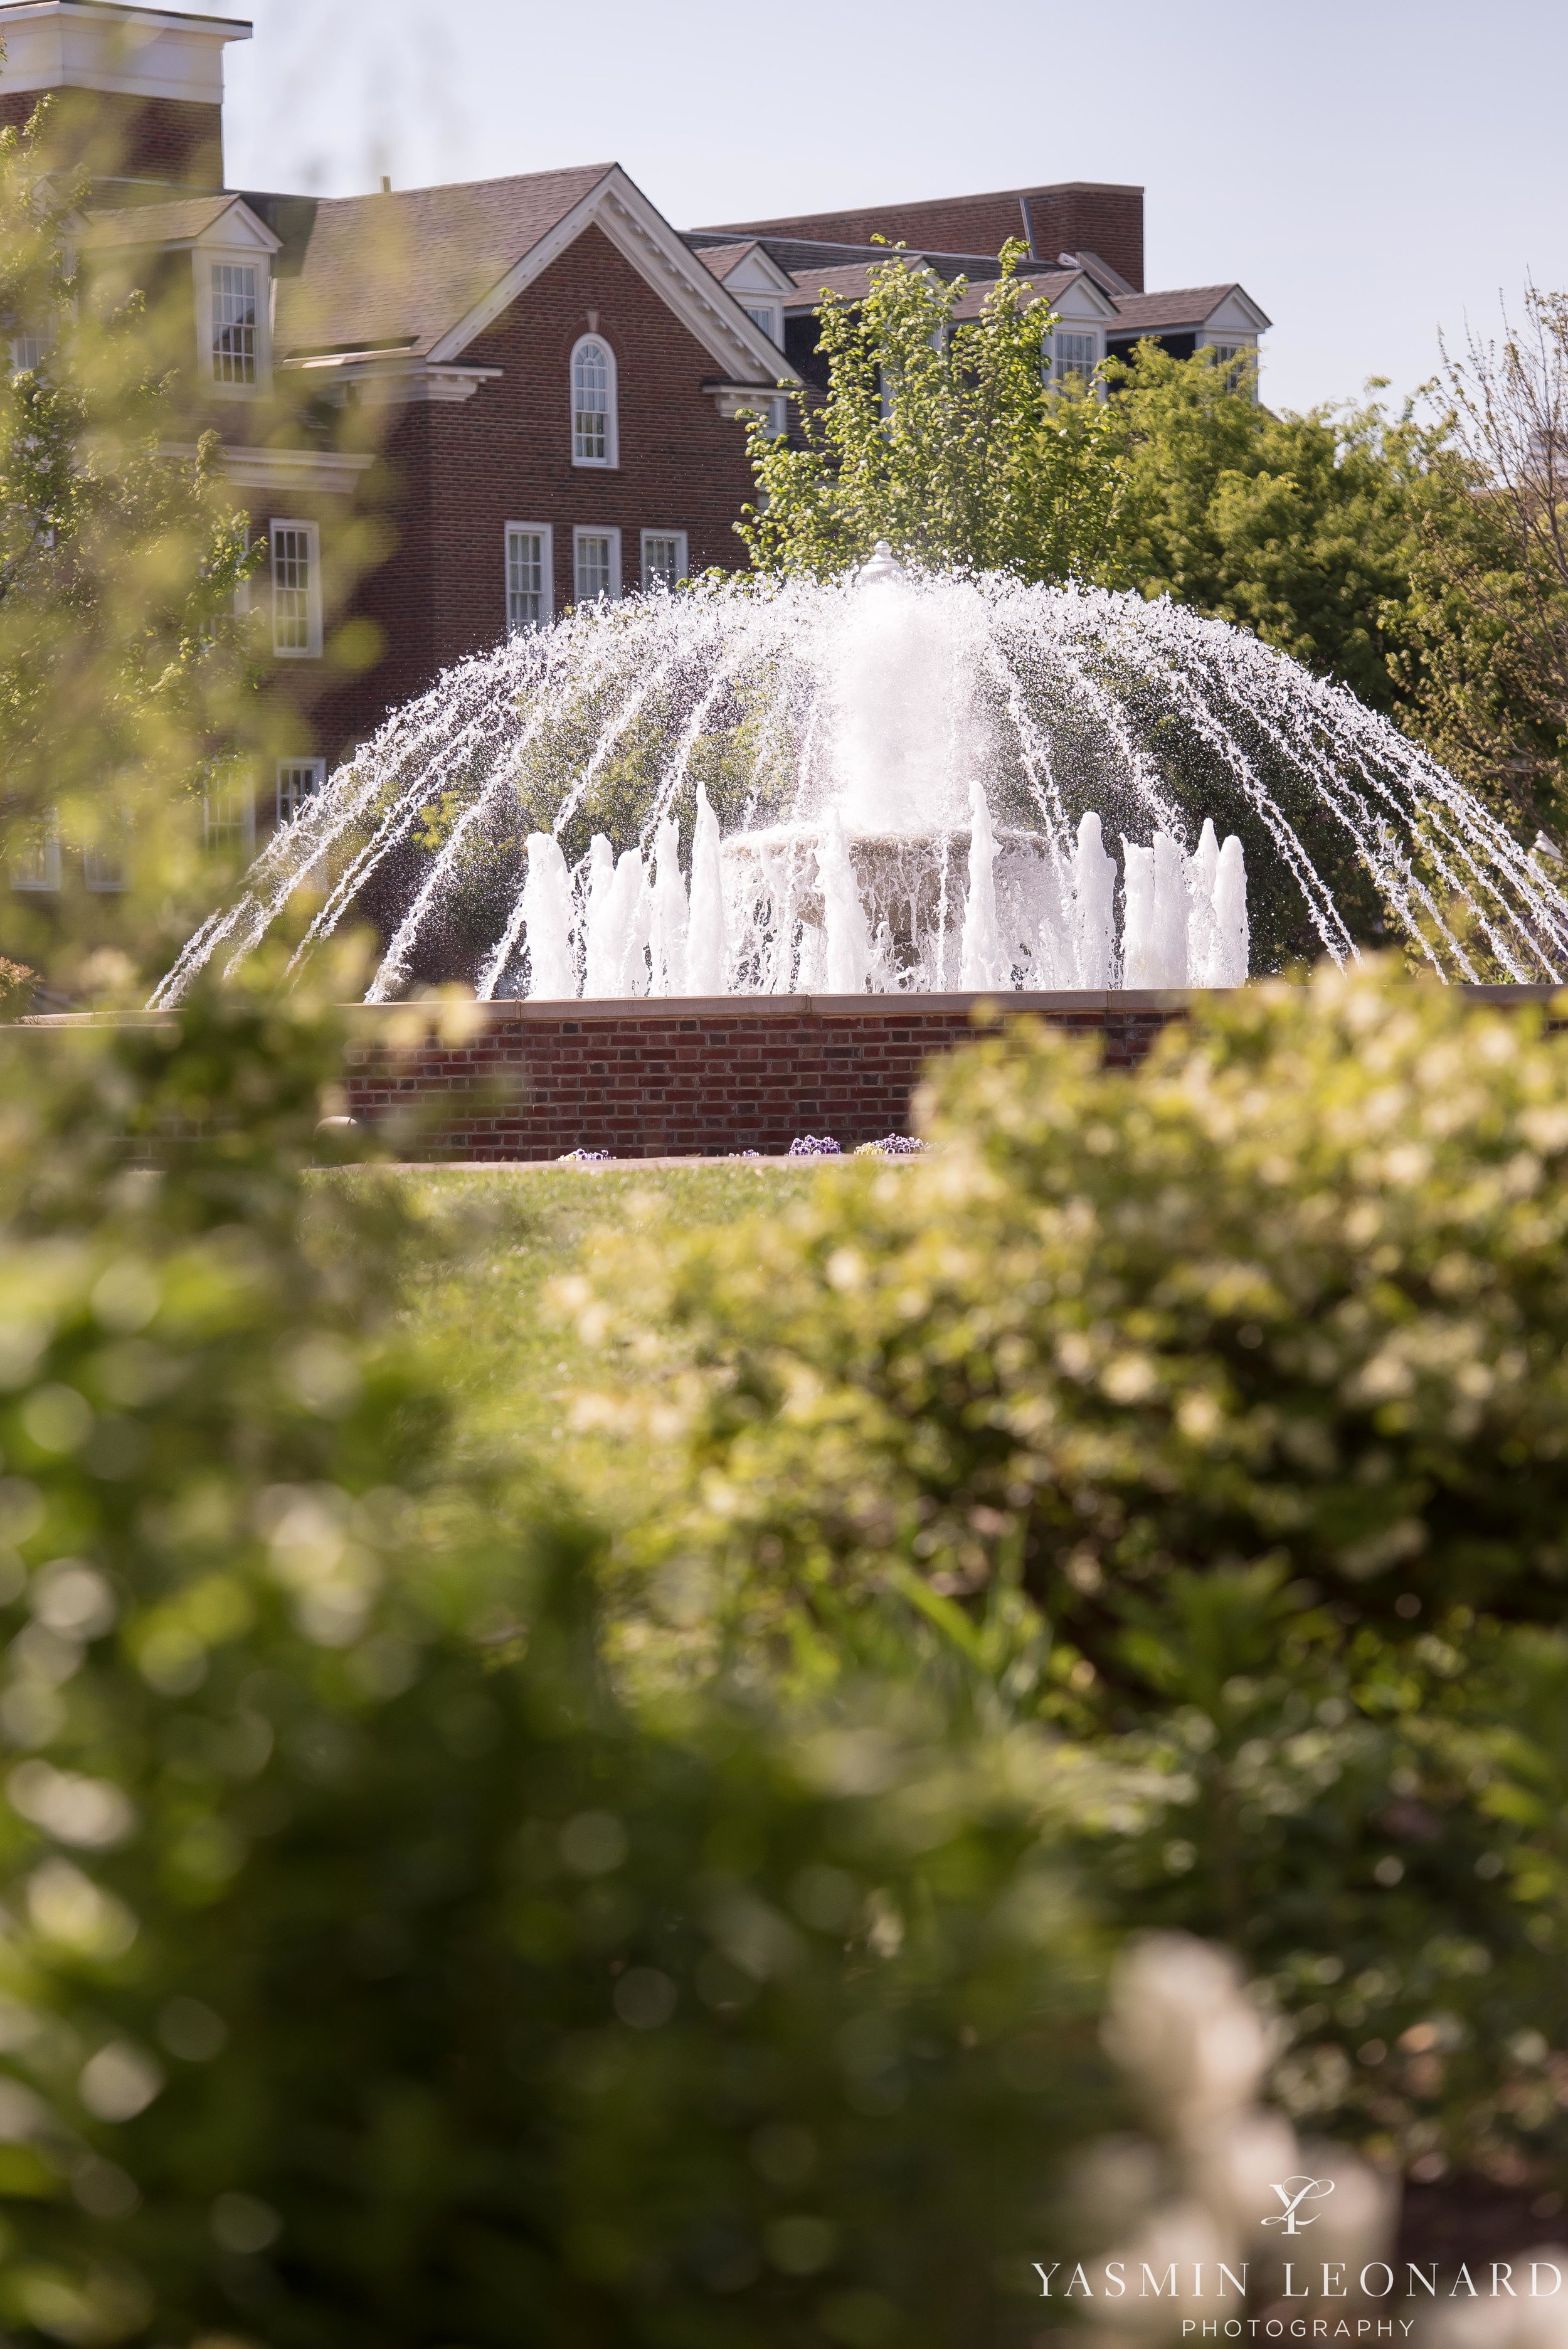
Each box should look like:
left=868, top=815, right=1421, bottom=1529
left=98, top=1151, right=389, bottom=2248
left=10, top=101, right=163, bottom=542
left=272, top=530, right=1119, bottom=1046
left=391, top=1161, right=818, bottom=1475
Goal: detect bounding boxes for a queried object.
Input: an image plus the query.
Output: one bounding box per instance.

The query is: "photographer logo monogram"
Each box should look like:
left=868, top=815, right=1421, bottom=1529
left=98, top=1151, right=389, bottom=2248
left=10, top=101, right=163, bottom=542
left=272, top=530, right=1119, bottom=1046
left=1263, top=2178, right=1337, bottom=2237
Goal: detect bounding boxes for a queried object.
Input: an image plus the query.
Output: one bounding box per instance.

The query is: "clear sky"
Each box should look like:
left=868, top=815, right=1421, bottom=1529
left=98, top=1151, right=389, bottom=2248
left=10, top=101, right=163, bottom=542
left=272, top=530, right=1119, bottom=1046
left=220, top=0, right=1568, bottom=421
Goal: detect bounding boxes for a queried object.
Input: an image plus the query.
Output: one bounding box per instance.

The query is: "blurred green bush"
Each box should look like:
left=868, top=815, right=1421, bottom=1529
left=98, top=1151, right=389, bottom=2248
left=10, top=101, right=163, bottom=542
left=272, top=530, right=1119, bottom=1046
left=558, top=963, right=1568, bottom=2182
left=0, top=971, right=1115, bottom=2348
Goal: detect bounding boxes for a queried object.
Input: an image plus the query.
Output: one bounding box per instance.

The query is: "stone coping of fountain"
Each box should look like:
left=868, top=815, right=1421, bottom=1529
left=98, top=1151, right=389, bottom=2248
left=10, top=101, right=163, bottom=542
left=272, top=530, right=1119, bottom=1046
left=14, top=980, right=1567, bottom=1034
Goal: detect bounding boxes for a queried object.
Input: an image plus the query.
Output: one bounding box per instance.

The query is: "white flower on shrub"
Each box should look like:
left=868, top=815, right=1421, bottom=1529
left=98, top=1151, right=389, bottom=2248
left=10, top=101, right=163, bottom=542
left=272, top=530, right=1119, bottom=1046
left=8, top=1761, right=135, bottom=1848
left=78, top=2041, right=162, bottom=2121
left=1085, top=1934, right=1397, bottom=2335
left=1101, top=1933, right=1269, bottom=2141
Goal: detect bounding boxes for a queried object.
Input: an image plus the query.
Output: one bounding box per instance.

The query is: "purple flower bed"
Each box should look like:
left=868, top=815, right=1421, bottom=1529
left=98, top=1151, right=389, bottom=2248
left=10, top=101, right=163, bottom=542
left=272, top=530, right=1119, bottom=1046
left=558, top=1148, right=614, bottom=1164
left=788, top=1135, right=842, bottom=1157
left=856, top=1135, right=925, bottom=1157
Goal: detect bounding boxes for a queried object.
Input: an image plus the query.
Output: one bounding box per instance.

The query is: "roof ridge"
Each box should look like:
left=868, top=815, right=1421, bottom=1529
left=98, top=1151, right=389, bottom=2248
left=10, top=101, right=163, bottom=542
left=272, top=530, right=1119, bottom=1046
left=305, top=162, right=615, bottom=212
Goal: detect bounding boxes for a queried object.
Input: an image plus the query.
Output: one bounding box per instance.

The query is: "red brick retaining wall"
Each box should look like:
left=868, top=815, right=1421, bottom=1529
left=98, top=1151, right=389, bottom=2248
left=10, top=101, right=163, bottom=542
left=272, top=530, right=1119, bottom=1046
left=18, top=985, right=1563, bottom=1164
left=343, top=990, right=1197, bottom=1161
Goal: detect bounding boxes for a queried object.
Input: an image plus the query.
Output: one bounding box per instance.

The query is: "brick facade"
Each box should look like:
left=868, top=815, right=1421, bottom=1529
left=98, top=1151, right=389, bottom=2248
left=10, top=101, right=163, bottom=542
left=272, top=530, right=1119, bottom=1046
left=318, top=222, right=762, bottom=753
left=1020, top=185, right=1144, bottom=292
left=702, top=181, right=1145, bottom=292
left=342, top=992, right=1191, bottom=1161
left=0, top=85, right=223, bottom=185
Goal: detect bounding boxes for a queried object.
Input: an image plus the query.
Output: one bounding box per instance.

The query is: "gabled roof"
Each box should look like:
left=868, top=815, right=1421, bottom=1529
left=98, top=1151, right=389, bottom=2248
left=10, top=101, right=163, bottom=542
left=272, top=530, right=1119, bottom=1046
left=779, top=256, right=1116, bottom=324
left=702, top=231, right=995, bottom=287
left=253, top=166, right=612, bottom=358
left=695, top=238, right=795, bottom=300
left=240, top=162, right=797, bottom=390
left=694, top=239, right=763, bottom=280
left=704, top=243, right=765, bottom=279
left=949, top=265, right=1118, bottom=323
left=781, top=260, right=898, bottom=310
left=83, top=189, right=277, bottom=250
left=1108, top=283, right=1272, bottom=336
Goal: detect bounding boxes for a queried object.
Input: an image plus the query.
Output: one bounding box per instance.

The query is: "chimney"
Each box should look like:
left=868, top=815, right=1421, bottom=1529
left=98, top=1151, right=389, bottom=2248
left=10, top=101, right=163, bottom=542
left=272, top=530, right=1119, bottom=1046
left=0, top=1, right=252, bottom=190
left=1023, top=183, right=1145, bottom=293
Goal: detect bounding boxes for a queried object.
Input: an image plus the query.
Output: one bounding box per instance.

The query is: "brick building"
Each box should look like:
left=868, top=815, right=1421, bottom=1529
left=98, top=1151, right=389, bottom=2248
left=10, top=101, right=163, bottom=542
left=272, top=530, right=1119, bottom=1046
left=0, top=0, right=1269, bottom=856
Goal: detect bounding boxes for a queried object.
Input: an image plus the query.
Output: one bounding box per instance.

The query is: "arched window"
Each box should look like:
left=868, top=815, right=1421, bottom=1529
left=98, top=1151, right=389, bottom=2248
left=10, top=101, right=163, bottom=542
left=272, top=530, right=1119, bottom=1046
left=571, top=335, right=617, bottom=467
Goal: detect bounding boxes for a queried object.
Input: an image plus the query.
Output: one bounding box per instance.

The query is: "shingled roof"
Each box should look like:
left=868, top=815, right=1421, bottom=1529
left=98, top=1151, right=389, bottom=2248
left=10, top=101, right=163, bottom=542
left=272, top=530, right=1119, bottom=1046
left=772, top=252, right=1266, bottom=342
left=777, top=257, right=1081, bottom=317
left=240, top=165, right=615, bottom=358
left=692, top=230, right=993, bottom=287
left=693, top=240, right=766, bottom=282
left=1107, top=284, right=1270, bottom=335
left=83, top=192, right=261, bottom=250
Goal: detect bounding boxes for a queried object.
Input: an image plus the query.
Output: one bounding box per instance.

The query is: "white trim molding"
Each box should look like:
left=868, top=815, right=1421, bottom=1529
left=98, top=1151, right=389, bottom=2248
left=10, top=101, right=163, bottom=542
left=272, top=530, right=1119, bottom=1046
left=280, top=350, right=502, bottom=406
left=1198, top=287, right=1272, bottom=336
left=159, top=442, right=373, bottom=497
left=0, top=2, right=250, bottom=104
left=223, top=444, right=372, bottom=498
left=704, top=377, right=787, bottom=422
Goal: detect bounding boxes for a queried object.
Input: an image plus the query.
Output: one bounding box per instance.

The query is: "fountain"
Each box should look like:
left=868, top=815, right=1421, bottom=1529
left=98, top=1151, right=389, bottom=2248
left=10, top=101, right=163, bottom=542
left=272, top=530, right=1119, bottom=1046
left=156, top=547, right=1568, bottom=1012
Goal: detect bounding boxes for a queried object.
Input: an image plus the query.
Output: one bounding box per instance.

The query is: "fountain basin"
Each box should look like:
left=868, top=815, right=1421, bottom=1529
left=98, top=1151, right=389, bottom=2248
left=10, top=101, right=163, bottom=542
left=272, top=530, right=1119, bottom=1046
left=340, top=989, right=1214, bottom=1162
left=26, top=982, right=1567, bottom=1162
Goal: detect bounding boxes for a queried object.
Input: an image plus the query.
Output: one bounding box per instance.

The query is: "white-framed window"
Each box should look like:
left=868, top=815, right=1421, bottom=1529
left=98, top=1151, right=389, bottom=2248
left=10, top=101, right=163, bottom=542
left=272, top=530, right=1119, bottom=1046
left=204, top=778, right=255, bottom=854
left=9, top=812, right=59, bottom=893
left=1049, top=329, right=1100, bottom=386
left=1207, top=341, right=1253, bottom=393
left=270, top=519, right=322, bottom=658
left=9, top=333, right=49, bottom=378
left=571, top=335, right=617, bottom=467
left=744, top=302, right=781, bottom=347
left=276, top=758, right=326, bottom=825
left=84, top=824, right=127, bottom=892
left=640, top=531, right=687, bottom=591
left=212, top=262, right=259, bottom=387
left=506, top=523, right=554, bottom=632
left=573, top=527, right=621, bottom=603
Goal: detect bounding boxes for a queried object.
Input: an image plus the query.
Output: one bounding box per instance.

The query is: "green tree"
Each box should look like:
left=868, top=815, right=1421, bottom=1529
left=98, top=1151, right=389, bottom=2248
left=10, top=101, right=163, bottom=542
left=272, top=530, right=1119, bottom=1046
left=0, top=104, right=263, bottom=982
left=1392, top=289, right=1568, bottom=839
left=740, top=242, right=1122, bottom=581
left=1098, top=341, right=1483, bottom=719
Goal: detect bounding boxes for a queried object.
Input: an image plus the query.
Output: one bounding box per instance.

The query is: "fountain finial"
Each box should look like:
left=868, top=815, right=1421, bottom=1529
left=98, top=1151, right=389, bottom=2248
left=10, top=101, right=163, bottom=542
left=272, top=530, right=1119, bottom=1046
left=858, top=539, right=904, bottom=586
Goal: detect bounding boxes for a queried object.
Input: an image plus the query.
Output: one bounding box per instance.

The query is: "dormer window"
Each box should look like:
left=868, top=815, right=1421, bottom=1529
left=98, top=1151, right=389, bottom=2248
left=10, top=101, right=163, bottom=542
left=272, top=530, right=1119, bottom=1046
left=213, top=263, right=259, bottom=386
left=1209, top=342, right=1251, bottom=393
left=571, top=336, right=617, bottom=467
left=744, top=304, right=781, bottom=347
left=1049, top=330, right=1099, bottom=386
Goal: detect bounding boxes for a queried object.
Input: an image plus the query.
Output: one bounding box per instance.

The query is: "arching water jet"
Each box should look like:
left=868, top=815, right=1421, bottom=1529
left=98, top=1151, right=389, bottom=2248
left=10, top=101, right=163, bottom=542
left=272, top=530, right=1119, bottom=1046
left=153, top=546, right=1568, bottom=1007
